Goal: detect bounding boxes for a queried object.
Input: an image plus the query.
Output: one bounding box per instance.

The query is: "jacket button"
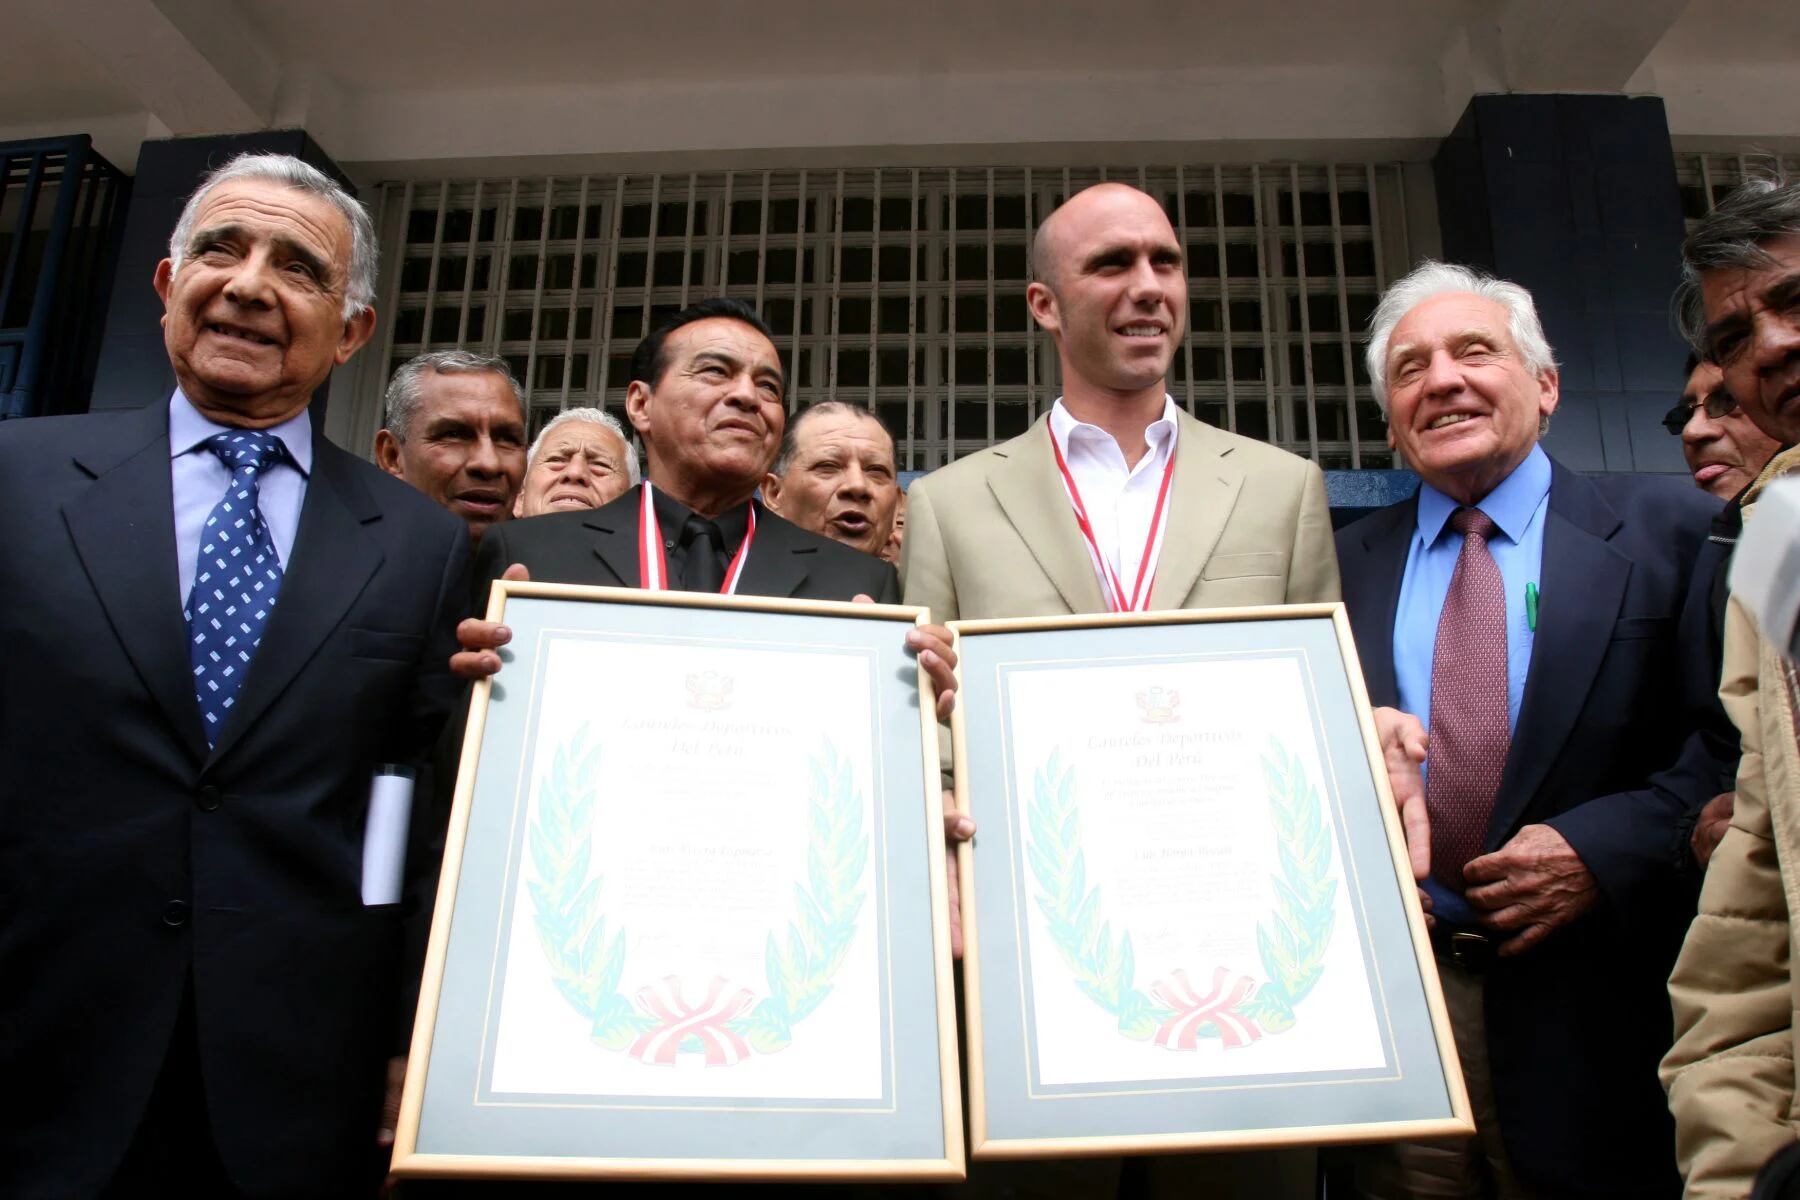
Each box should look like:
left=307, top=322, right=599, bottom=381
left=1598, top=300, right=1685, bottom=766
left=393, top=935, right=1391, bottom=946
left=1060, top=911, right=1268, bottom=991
left=162, top=900, right=190, bottom=927
left=196, top=785, right=222, bottom=812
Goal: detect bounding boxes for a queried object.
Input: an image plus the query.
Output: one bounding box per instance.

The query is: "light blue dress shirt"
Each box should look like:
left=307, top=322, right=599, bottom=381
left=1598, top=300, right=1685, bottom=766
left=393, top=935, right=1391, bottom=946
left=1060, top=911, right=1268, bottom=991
left=1392, top=444, right=1551, bottom=923
left=168, top=390, right=313, bottom=605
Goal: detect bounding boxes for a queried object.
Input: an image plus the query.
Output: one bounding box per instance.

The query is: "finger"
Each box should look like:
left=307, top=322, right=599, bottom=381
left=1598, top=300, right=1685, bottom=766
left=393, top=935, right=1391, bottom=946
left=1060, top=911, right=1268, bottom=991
left=1463, top=878, right=1519, bottom=911
left=908, top=625, right=958, bottom=670
left=946, top=854, right=964, bottom=960
left=1497, top=923, right=1551, bottom=958
left=944, top=810, right=975, bottom=843
left=1461, top=852, right=1508, bottom=884
left=852, top=593, right=874, bottom=604
left=501, top=563, right=530, bottom=582
left=1416, top=886, right=1433, bottom=913
left=919, top=650, right=959, bottom=720
left=448, top=650, right=502, bottom=681
left=378, top=1056, right=405, bottom=1146
left=456, top=618, right=512, bottom=653
left=1476, top=903, right=1534, bottom=933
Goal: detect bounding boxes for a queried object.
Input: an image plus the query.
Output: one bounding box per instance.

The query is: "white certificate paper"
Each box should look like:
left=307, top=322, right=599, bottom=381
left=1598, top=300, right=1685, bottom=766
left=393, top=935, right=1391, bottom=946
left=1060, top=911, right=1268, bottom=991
left=1002, top=652, right=1387, bottom=1087
left=489, top=634, right=885, bottom=1102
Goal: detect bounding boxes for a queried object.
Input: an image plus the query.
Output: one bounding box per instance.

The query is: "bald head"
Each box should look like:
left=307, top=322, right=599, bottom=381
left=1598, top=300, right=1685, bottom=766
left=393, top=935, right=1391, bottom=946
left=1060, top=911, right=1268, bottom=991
left=1032, top=183, right=1175, bottom=290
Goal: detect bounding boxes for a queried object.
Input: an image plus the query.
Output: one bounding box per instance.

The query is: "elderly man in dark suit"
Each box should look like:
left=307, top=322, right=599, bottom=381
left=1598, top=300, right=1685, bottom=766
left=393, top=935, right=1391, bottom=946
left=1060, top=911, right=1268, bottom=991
left=0, top=153, right=469, bottom=1199
left=1335, top=261, right=1732, bottom=1200
left=455, top=299, right=955, bottom=700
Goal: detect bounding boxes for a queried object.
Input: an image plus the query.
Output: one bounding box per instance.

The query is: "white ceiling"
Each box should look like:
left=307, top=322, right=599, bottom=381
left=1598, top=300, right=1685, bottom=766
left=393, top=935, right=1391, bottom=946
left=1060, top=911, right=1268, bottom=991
left=1, top=0, right=1796, bottom=173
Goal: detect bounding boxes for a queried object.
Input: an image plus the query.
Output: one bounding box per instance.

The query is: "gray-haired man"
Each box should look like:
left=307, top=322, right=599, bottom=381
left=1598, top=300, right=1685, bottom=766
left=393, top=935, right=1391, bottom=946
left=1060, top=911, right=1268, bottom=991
left=513, top=406, right=639, bottom=518
left=375, top=350, right=528, bottom=542
left=0, top=152, right=469, bottom=1197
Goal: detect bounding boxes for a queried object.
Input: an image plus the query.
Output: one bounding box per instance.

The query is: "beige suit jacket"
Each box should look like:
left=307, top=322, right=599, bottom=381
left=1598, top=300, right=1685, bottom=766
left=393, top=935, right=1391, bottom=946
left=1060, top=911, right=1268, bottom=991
left=900, top=409, right=1340, bottom=622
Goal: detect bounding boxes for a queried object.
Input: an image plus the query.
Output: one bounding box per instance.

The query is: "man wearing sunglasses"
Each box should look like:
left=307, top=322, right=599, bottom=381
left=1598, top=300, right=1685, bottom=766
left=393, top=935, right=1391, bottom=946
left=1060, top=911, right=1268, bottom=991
left=1663, top=353, right=1780, bottom=501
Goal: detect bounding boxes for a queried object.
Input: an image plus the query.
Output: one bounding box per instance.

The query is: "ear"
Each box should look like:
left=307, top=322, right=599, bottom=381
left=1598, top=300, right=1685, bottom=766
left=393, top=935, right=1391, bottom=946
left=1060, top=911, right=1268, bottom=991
left=372, top=429, right=406, bottom=479
left=1536, top=366, right=1560, bottom=421
left=625, top=379, right=654, bottom=438
left=511, top=491, right=525, bottom=518
left=153, top=258, right=175, bottom=308
left=761, top=471, right=785, bottom=513
left=1026, top=280, right=1061, bottom=337
left=335, top=305, right=378, bottom=366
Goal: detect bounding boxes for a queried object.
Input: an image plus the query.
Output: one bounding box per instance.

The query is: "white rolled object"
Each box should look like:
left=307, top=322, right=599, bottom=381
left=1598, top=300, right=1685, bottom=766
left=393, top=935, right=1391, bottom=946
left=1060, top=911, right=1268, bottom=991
left=361, top=766, right=416, bottom=906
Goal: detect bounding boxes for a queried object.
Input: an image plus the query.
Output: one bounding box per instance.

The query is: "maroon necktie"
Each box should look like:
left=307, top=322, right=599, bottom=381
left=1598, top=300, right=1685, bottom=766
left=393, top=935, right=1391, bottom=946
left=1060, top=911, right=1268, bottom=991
left=1425, top=507, right=1510, bottom=891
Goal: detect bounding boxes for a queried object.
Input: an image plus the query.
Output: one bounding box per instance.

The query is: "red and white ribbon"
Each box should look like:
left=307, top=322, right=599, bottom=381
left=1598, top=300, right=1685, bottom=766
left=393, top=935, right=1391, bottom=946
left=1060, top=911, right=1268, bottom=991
left=1049, top=430, right=1177, bottom=613
left=1150, top=967, right=1262, bottom=1050
left=627, top=975, right=757, bottom=1066
left=637, top=480, right=755, bottom=594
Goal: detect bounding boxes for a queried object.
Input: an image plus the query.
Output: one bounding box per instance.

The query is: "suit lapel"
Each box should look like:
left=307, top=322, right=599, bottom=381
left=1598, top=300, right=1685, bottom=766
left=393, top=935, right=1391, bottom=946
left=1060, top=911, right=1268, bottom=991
left=61, top=403, right=209, bottom=765
left=1148, top=412, right=1245, bottom=610
left=1344, top=498, right=1417, bottom=708
left=581, top=489, right=642, bottom=587
left=734, top=505, right=815, bottom=599
left=987, top=418, right=1107, bottom=613
left=1488, top=463, right=1629, bottom=844
left=207, top=442, right=384, bottom=764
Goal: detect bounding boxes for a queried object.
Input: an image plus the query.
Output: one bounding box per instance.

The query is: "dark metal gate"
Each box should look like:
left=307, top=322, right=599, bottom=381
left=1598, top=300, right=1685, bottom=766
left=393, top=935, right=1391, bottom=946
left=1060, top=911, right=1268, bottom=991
left=0, top=135, right=131, bottom=419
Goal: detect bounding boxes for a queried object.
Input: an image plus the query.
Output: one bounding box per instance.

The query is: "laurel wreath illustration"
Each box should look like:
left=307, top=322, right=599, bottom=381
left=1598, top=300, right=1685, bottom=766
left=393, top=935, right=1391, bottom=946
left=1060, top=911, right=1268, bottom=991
left=1024, top=738, right=1337, bottom=1047
left=527, top=729, right=869, bottom=1060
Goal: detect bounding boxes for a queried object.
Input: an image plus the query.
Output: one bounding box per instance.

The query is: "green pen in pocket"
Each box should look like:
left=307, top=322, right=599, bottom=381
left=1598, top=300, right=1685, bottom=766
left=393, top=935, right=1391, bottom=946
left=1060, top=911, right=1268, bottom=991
left=1526, top=582, right=1539, bottom=632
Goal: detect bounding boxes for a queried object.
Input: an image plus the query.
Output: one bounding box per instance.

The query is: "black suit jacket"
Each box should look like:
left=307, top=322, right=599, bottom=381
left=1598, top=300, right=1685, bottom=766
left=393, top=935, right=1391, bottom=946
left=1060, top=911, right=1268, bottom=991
left=0, top=402, right=469, bottom=1199
left=473, top=487, right=899, bottom=606
left=1336, top=460, right=1735, bottom=1198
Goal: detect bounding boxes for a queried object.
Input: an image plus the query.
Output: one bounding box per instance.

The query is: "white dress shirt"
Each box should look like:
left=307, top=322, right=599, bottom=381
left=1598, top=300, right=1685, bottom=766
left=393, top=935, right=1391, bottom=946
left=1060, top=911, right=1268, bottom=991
left=168, top=389, right=313, bottom=604
left=1047, top=395, right=1181, bottom=607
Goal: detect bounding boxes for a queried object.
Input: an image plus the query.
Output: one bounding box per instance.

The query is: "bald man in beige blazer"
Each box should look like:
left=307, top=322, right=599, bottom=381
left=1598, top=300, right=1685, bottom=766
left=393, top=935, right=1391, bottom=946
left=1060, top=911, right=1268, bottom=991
left=902, top=183, right=1338, bottom=1200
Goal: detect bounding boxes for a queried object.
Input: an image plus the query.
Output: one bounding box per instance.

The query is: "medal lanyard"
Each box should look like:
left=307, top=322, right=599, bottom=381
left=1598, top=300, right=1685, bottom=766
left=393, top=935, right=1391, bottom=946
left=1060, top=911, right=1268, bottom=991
left=1049, top=430, right=1177, bottom=613
left=637, top=480, right=755, bottom=594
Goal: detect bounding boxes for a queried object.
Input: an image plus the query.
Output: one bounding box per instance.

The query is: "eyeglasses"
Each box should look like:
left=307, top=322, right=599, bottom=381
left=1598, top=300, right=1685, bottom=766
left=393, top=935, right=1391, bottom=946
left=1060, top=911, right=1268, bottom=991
left=1661, top=389, right=1739, bottom=436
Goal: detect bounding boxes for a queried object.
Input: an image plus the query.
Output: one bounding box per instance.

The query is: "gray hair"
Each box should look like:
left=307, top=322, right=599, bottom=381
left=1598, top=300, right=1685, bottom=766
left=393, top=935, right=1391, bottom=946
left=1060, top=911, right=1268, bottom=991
left=1675, top=174, right=1800, bottom=354
left=769, top=400, right=895, bottom=478
left=167, top=152, right=378, bottom=319
left=528, top=406, right=640, bottom=485
left=1364, top=260, right=1558, bottom=414
left=383, top=350, right=525, bottom=440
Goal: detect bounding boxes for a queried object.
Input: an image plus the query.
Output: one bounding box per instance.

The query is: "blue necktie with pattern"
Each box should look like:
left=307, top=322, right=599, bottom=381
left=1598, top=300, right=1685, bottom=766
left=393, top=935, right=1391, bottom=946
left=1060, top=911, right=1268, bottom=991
left=185, top=430, right=288, bottom=746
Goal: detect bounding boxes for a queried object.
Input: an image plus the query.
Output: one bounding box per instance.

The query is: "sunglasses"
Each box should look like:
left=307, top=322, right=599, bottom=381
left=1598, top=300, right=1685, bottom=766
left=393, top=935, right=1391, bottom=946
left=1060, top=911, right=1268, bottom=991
left=1661, top=389, right=1739, bottom=436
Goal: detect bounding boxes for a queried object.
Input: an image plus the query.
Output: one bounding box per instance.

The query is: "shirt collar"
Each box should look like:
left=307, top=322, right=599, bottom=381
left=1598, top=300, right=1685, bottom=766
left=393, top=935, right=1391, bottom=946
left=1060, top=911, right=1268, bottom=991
left=1049, top=395, right=1181, bottom=462
left=648, top=483, right=752, bottom=554
left=1416, top=443, right=1551, bottom=547
left=167, top=388, right=315, bottom=477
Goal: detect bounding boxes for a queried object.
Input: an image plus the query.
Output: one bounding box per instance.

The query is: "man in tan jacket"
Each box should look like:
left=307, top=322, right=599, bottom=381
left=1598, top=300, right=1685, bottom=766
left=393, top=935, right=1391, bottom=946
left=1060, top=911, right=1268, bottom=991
left=1663, top=179, right=1800, bottom=1198
left=901, top=182, right=1339, bottom=1200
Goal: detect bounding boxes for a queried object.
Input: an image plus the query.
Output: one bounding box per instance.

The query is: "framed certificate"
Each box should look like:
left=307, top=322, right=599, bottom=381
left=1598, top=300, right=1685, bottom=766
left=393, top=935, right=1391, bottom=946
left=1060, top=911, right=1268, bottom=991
left=949, top=605, right=1472, bottom=1158
left=391, top=582, right=964, bottom=1182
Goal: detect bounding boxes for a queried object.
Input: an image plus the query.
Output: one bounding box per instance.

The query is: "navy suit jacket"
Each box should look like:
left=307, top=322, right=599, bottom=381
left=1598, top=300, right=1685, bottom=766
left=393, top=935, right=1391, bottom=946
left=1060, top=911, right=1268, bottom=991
left=1336, top=460, right=1734, bottom=1199
left=0, top=402, right=469, bottom=1199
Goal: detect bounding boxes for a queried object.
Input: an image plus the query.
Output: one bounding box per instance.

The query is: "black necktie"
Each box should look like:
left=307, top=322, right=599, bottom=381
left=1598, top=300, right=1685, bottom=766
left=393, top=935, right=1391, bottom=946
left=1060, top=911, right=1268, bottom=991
left=679, top=514, right=725, bottom=593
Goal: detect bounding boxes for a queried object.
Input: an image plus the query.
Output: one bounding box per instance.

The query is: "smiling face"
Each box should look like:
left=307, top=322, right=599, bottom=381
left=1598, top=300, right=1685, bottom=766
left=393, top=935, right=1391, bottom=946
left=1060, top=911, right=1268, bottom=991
left=762, top=407, right=899, bottom=556
left=1382, top=292, right=1558, bottom=504
left=1678, top=359, right=1782, bottom=500
left=373, top=369, right=526, bottom=539
left=1027, top=184, right=1186, bottom=406
left=625, top=317, right=785, bottom=515
left=1700, top=232, right=1800, bottom=447
left=154, top=178, right=374, bottom=428
left=515, top=421, right=634, bottom=518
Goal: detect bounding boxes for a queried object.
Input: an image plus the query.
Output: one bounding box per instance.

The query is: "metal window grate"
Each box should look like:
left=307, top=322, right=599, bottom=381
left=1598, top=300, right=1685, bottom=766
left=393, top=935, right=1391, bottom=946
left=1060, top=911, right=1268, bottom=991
left=1677, top=152, right=1800, bottom=230
left=365, top=163, right=1413, bottom=470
